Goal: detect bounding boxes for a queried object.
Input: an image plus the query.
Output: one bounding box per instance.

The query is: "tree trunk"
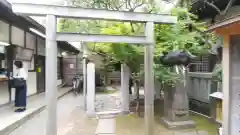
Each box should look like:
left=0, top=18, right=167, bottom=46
left=134, top=80, right=141, bottom=116
left=136, top=81, right=140, bottom=100
left=104, top=68, right=108, bottom=86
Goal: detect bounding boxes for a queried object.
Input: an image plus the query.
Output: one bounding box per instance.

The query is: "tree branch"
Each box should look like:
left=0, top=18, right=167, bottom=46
left=222, top=0, right=236, bottom=15
left=127, top=0, right=133, bottom=9
left=202, top=0, right=221, bottom=14
left=191, top=24, right=215, bottom=46
left=131, top=3, right=144, bottom=11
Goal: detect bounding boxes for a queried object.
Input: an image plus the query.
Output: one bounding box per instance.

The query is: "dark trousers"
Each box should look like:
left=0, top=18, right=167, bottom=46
left=129, top=84, right=132, bottom=94
left=15, top=83, right=27, bottom=108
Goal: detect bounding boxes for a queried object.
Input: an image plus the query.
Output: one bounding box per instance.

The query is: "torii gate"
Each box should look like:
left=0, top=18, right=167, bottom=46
left=11, top=3, right=177, bottom=135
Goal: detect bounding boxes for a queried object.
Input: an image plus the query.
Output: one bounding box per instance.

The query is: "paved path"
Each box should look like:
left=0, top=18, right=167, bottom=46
left=8, top=92, right=121, bottom=135
left=9, top=93, right=84, bottom=135
left=95, top=92, right=121, bottom=112
left=8, top=91, right=213, bottom=135
left=0, top=87, right=72, bottom=135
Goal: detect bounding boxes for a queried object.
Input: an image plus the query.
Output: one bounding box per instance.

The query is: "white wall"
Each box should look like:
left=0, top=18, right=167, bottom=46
left=0, top=81, right=9, bottom=105
left=11, top=26, right=24, bottom=47
left=57, top=79, right=62, bottom=86
left=0, top=20, right=9, bottom=43
left=27, top=72, right=37, bottom=96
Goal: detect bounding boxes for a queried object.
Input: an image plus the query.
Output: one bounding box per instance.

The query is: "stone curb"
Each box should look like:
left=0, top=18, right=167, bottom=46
left=1, top=89, right=72, bottom=135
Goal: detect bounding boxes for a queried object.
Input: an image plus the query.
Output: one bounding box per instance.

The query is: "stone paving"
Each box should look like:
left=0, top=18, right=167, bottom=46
left=0, top=87, right=72, bottom=135
left=95, top=92, right=121, bottom=112
left=8, top=93, right=84, bottom=135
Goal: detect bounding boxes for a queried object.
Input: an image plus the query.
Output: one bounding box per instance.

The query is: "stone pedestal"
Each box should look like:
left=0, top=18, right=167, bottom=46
left=87, top=63, right=95, bottom=117
left=120, top=64, right=130, bottom=114
left=95, top=110, right=121, bottom=135
left=162, top=82, right=196, bottom=129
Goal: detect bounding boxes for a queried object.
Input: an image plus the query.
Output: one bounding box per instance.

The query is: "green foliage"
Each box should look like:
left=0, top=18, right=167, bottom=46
left=153, top=7, right=211, bottom=86
left=212, top=63, right=222, bottom=82
left=154, top=64, right=181, bottom=86
left=155, top=7, right=209, bottom=55
left=90, top=23, right=144, bottom=74
left=58, top=0, right=214, bottom=87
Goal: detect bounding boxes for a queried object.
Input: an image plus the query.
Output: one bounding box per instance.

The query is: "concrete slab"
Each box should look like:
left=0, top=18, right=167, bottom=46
left=161, top=117, right=196, bottom=130
left=174, top=131, right=198, bottom=135
left=0, top=87, right=72, bottom=135
left=95, top=118, right=116, bottom=134
left=173, top=130, right=209, bottom=135
left=197, top=130, right=209, bottom=135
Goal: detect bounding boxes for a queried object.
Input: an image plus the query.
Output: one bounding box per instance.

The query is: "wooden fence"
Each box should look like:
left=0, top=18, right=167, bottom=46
left=187, top=72, right=218, bottom=116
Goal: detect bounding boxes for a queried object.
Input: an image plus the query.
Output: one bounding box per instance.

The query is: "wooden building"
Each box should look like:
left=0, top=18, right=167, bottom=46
left=0, top=0, right=79, bottom=106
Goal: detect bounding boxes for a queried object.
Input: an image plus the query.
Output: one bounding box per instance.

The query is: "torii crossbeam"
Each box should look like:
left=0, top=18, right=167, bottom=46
left=11, top=2, right=177, bottom=135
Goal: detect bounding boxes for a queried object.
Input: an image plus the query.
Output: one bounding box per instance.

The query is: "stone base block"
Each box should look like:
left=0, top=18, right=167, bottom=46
left=161, top=117, right=196, bottom=130
left=97, top=134, right=116, bottom=135
left=120, top=110, right=130, bottom=115
left=95, top=110, right=121, bottom=135
left=95, top=118, right=116, bottom=135
left=86, top=112, right=96, bottom=118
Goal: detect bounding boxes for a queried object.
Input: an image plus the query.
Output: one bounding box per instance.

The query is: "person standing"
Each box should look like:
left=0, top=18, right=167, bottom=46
left=12, top=61, right=27, bottom=112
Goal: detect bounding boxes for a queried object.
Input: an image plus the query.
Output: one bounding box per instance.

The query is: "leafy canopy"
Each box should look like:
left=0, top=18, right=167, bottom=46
left=58, top=0, right=213, bottom=86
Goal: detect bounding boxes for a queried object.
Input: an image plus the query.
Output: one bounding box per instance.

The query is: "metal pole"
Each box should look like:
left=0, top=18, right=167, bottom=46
left=82, top=42, right=87, bottom=110
left=45, top=14, right=57, bottom=135
left=144, top=22, right=155, bottom=135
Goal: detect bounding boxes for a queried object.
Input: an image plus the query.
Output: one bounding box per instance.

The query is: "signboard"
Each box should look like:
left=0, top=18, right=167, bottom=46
left=15, top=47, right=34, bottom=61
left=37, top=67, right=41, bottom=73
left=0, top=45, right=5, bottom=53
left=69, top=64, right=74, bottom=69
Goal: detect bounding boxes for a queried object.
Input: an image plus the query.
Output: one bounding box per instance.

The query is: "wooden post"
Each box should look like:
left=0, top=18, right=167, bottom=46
left=222, top=35, right=230, bottom=135
left=144, top=22, right=155, bottom=135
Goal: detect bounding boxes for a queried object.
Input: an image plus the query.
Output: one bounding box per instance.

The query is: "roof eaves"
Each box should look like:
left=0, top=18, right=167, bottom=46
left=21, top=16, right=46, bottom=33
left=0, top=0, right=11, bottom=9
left=208, top=15, right=240, bottom=31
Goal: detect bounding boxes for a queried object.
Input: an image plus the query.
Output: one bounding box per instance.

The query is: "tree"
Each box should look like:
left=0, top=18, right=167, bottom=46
left=87, top=22, right=144, bottom=102
left=153, top=7, right=211, bottom=87
left=58, top=0, right=158, bottom=91
left=58, top=0, right=213, bottom=90
left=58, top=0, right=213, bottom=117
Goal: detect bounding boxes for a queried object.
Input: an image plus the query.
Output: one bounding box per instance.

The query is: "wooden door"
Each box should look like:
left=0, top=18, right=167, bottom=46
left=37, top=55, right=45, bottom=93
